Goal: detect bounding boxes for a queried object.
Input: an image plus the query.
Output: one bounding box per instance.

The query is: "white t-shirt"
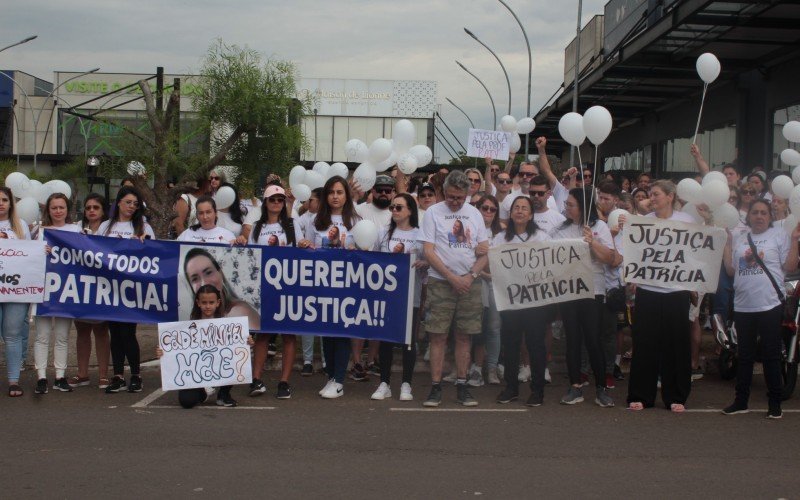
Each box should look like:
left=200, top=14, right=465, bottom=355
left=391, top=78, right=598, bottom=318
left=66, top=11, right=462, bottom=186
left=356, top=202, right=392, bottom=229
left=38, top=223, right=82, bottom=241
left=635, top=210, right=697, bottom=293
left=97, top=220, right=156, bottom=239
left=216, top=211, right=242, bottom=237
left=552, top=220, right=614, bottom=295
left=534, top=209, right=567, bottom=236
left=181, top=194, right=198, bottom=227
left=420, top=201, right=488, bottom=280
left=295, top=211, right=316, bottom=240
left=732, top=227, right=790, bottom=313
left=377, top=227, right=423, bottom=307
left=306, top=214, right=360, bottom=249
left=604, top=232, right=624, bottom=292
left=243, top=206, right=261, bottom=227
left=0, top=218, right=32, bottom=240
left=248, top=221, right=303, bottom=247
left=500, top=188, right=557, bottom=220
left=240, top=198, right=261, bottom=217
left=177, top=226, right=235, bottom=244
left=551, top=182, right=569, bottom=214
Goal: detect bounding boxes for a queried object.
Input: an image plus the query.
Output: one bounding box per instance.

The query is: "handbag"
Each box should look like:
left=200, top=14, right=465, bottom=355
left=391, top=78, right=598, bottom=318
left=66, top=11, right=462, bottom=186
left=746, top=233, right=786, bottom=307
left=605, top=277, right=627, bottom=313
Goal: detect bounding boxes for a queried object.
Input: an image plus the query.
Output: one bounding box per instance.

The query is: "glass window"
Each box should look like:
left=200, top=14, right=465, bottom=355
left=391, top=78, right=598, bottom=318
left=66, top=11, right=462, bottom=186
left=772, top=104, right=800, bottom=170
left=662, top=124, right=736, bottom=172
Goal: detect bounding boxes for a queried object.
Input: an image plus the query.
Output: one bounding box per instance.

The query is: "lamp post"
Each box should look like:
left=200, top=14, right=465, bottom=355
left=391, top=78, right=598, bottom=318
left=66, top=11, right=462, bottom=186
left=0, top=35, right=37, bottom=55
left=456, top=61, right=497, bottom=130
left=497, top=0, right=531, bottom=157
left=445, top=97, right=475, bottom=129
left=464, top=28, right=511, bottom=116
left=569, top=0, right=583, bottom=168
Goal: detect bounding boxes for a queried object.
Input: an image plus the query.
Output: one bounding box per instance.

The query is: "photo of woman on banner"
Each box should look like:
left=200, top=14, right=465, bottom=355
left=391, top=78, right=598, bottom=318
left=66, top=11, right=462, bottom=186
left=179, top=247, right=261, bottom=330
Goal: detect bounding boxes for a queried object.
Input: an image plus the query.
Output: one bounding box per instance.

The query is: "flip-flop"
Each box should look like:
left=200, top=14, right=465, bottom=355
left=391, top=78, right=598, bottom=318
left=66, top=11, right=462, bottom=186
left=627, top=402, right=644, bottom=411
left=8, top=384, right=23, bottom=397
left=670, top=403, right=685, bottom=413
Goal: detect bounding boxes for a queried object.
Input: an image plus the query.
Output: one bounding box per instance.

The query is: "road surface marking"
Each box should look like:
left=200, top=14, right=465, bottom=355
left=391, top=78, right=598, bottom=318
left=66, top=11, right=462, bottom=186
left=146, top=405, right=276, bottom=410
left=131, top=388, right=165, bottom=408
left=390, top=408, right=528, bottom=412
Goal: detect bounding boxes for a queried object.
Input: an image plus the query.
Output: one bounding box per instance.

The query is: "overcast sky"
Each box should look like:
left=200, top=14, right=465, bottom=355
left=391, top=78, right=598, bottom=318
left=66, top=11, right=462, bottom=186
left=3, top=0, right=608, bottom=162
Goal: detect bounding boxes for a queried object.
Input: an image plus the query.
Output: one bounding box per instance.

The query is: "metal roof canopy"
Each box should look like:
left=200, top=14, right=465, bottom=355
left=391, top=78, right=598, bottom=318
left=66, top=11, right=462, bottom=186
left=534, top=0, right=800, bottom=148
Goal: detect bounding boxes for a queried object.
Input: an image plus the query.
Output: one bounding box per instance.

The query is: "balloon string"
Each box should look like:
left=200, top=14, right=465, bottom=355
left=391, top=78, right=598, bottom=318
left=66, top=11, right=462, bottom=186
left=692, top=82, right=708, bottom=145
left=589, top=145, right=599, bottom=221
left=577, top=147, right=586, bottom=224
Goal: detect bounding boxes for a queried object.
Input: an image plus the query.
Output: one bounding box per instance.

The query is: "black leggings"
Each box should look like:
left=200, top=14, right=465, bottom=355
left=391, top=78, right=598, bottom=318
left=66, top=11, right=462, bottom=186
left=109, top=321, right=140, bottom=376
left=500, top=306, right=550, bottom=394
left=177, top=386, right=232, bottom=409
left=379, top=308, right=419, bottom=384
left=733, top=305, right=784, bottom=407
left=561, top=297, right=606, bottom=388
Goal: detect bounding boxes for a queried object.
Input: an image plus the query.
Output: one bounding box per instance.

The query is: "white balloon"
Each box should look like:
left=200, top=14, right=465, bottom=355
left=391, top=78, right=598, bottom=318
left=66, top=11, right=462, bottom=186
left=790, top=185, right=800, bottom=214
left=352, top=220, right=379, bottom=250
left=792, top=166, right=800, bottom=185
left=780, top=149, right=800, bottom=167
left=558, top=112, right=585, bottom=147
left=292, top=184, right=311, bottom=203
left=289, top=165, right=306, bottom=189
left=408, top=145, right=433, bottom=167
left=500, top=115, right=518, bottom=133
left=583, top=106, right=613, bottom=145
left=353, top=163, right=376, bottom=191
left=783, top=121, right=800, bottom=144
left=45, top=180, right=71, bottom=199
left=213, top=186, right=236, bottom=209
left=516, top=117, right=536, bottom=135
left=682, top=203, right=704, bottom=224
left=702, top=170, right=727, bottom=186
left=21, top=179, right=42, bottom=202
left=329, top=162, right=349, bottom=179
left=368, top=138, right=393, bottom=164
left=4, top=172, right=29, bottom=193
left=712, top=203, right=740, bottom=229
left=35, top=182, right=54, bottom=205
left=509, top=134, right=521, bottom=154
left=783, top=213, right=799, bottom=235
left=16, top=197, right=40, bottom=224
left=608, top=208, right=629, bottom=231
left=397, top=154, right=419, bottom=175
left=374, top=151, right=397, bottom=173
left=702, top=180, right=729, bottom=208
left=696, top=53, right=721, bottom=84
left=312, top=162, right=330, bottom=179
left=772, top=175, right=795, bottom=200
left=677, top=178, right=703, bottom=204
left=304, top=170, right=325, bottom=190
left=392, top=120, right=416, bottom=155
left=344, top=139, right=369, bottom=163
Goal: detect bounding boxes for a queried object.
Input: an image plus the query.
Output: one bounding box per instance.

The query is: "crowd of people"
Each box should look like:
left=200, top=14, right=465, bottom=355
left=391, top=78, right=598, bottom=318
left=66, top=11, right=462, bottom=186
left=0, top=143, right=794, bottom=418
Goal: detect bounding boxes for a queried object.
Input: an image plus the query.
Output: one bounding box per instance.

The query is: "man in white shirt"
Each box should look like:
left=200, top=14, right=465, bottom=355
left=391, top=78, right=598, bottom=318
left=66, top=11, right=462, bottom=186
left=356, top=175, right=395, bottom=229
left=420, top=170, right=489, bottom=407
left=530, top=175, right=566, bottom=236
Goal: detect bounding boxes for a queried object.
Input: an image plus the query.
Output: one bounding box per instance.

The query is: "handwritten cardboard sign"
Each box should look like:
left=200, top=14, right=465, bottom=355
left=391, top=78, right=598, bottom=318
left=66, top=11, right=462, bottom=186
left=467, top=128, right=512, bottom=160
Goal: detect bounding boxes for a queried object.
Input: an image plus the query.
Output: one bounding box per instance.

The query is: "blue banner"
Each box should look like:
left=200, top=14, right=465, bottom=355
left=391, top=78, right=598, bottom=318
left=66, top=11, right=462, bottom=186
left=38, top=230, right=413, bottom=344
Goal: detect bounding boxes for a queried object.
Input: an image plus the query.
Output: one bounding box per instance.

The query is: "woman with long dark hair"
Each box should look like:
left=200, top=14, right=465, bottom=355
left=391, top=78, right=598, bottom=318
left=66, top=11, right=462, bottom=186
left=298, top=176, right=361, bottom=398
left=553, top=187, right=615, bottom=408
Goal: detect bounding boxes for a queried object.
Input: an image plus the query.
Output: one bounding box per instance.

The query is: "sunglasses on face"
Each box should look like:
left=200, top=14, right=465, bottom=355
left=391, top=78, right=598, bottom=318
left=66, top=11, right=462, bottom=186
left=389, top=204, right=406, bottom=212
left=480, top=205, right=498, bottom=213
left=374, top=188, right=394, bottom=195
left=209, top=176, right=220, bottom=181
left=497, top=179, right=512, bottom=185
left=267, top=196, right=286, bottom=203
left=530, top=190, right=548, bottom=197
left=469, top=178, right=481, bottom=184
left=519, top=172, right=535, bottom=178
left=741, top=190, right=756, bottom=195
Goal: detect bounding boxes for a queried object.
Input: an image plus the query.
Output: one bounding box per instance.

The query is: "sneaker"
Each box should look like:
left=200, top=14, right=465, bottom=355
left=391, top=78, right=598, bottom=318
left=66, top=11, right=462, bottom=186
left=349, top=363, right=367, bottom=381
left=456, top=384, right=478, bottom=407
left=722, top=402, right=749, bottom=415
left=560, top=386, right=584, bottom=405
left=67, top=376, right=90, bottom=388
left=526, top=392, right=544, bottom=407
left=442, top=371, right=458, bottom=384
left=371, top=382, right=392, bottom=400
left=216, top=395, right=238, bottom=407
left=276, top=381, right=292, bottom=399
left=467, top=367, right=484, bottom=387
left=496, top=387, right=519, bottom=404
left=496, top=364, right=505, bottom=379
left=301, top=363, right=314, bottom=377
left=127, top=375, right=143, bottom=393
left=486, top=368, right=501, bottom=385
left=104, top=376, right=126, bottom=394
left=766, top=407, right=783, bottom=419
left=605, top=374, right=616, bottom=389
left=399, top=382, right=413, bottom=401
left=249, top=378, right=267, bottom=397
left=544, top=367, right=552, bottom=384
left=579, top=373, right=590, bottom=387
left=595, top=387, right=614, bottom=407
left=613, top=364, right=625, bottom=380
left=366, top=362, right=380, bottom=376
left=518, top=365, right=531, bottom=382
left=53, top=378, right=73, bottom=392
left=35, top=378, right=48, bottom=394
left=267, top=343, right=277, bottom=357
left=203, top=387, right=216, bottom=402
left=691, top=367, right=704, bottom=381
left=321, top=382, right=344, bottom=399
left=423, top=385, right=442, bottom=407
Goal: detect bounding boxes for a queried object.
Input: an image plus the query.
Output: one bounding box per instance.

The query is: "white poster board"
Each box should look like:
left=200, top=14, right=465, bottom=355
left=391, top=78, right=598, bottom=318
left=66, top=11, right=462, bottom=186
left=0, top=239, right=46, bottom=303
left=467, top=128, right=512, bottom=160
left=489, top=239, right=594, bottom=311
left=622, top=215, right=726, bottom=293
left=158, top=316, right=252, bottom=391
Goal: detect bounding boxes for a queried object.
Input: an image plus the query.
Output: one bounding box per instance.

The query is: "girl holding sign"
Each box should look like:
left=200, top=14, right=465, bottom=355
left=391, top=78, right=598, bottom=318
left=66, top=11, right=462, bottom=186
left=298, top=176, right=362, bottom=399
left=34, top=193, right=82, bottom=394
left=722, top=199, right=800, bottom=419
left=248, top=185, right=303, bottom=400
left=0, top=187, right=32, bottom=397
left=99, top=187, right=155, bottom=394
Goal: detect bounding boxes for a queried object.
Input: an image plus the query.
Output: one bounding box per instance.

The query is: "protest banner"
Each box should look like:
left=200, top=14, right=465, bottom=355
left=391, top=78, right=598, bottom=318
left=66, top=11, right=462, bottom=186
left=158, top=316, right=252, bottom=391
left=622, top=214, right=726, bottom=293
left=488, top=239, right=594, bottom=311
left=467, top=128, right=512, bottom=160
left=0, top=239, right=46, bottom=303
left=38, top=230, right=414, bottom=344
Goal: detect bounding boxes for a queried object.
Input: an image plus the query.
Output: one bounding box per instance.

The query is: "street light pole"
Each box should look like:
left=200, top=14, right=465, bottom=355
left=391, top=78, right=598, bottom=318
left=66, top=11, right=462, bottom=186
left=0, top=35, right=37, bottom=55
left=445, top=97, right=475, bottom=129
left=497, top=0, right=531, bottom=157
left=570, top=0, right=583, bottom=168
left=464, top=28, right=511, bottom=116
left=456, top=61, right=497, bottom=130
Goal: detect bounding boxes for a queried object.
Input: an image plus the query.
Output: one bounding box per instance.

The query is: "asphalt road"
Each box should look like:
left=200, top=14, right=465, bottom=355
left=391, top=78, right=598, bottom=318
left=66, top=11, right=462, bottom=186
left=2, top=363, right=799, bottom=499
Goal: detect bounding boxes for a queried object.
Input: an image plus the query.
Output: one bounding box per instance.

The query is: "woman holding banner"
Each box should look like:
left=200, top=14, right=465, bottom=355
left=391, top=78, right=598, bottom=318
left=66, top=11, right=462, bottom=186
left=626, top=180, right=695, bottom=412
left=34, top=193, right=82, bottom=394
left=722, top=199, right=800, bottom=419
left=0, top=187, right=32, bottom=397
left=248, top=185, right=303, bottom=400
left=298, top=175, right=361, bottom=399
left=99, top=186, right=154, bottom=394
left=176, top=196, right=236, bottom=244
left=553, top=187, right=615, bottom=408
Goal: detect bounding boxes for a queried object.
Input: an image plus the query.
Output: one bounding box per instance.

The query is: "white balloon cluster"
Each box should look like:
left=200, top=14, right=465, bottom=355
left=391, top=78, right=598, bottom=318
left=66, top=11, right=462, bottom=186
left=557, top=106, right=613, bottom=147
left=676, top=173, right=745, bottom=229
left=4, top=172, right=73, bottom=224
left=780, top=120, right=800, bottom=173
left=497, top=115, right=536, bottom=154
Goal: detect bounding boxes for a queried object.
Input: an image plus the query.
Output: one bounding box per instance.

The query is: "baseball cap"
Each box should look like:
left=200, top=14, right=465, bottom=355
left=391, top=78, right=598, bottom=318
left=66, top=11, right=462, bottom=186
left=374, top=175, right=395, bottom=187
left=419, top=182, right=435, bottom=193
left=263, top=185, right=286, bottom=199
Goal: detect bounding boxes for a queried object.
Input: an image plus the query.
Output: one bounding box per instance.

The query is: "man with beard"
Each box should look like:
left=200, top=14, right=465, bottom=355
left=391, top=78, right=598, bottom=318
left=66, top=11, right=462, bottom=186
left=530, top=175, right=566, bottom=235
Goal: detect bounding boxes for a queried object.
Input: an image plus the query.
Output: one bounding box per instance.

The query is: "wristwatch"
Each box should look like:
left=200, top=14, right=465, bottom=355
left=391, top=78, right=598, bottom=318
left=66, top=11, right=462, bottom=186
left=470, top=271, right=479, bottom=279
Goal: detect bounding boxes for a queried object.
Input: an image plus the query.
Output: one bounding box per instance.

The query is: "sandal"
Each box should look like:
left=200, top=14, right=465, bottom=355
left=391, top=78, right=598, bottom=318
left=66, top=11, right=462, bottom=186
left=670, top=403, right=685, bottom=413
left=8, top=384, right=23, bottom=397
left=68, top=376, right=90, bottom=388
left=98, top=378, right=111, bottom=389
left=627, top=402, right=644, bottom=411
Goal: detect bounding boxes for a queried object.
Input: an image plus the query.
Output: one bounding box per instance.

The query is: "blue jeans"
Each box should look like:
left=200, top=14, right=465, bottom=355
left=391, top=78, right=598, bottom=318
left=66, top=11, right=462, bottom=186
left=1, top=303, right=31, bottom=382
left=483, top=296, right=501, bottom=371
left=301, top=335, right=317, bottom=365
